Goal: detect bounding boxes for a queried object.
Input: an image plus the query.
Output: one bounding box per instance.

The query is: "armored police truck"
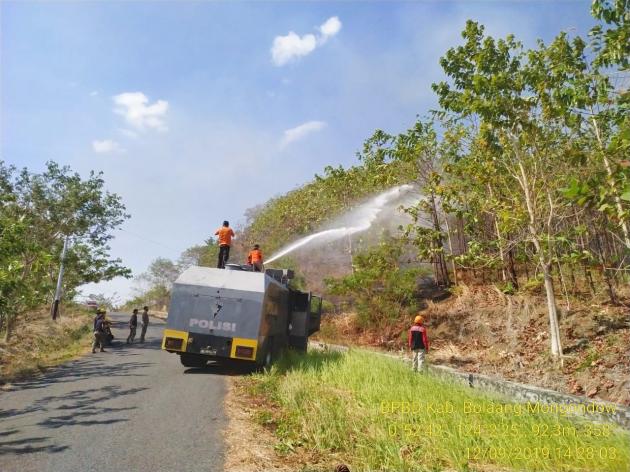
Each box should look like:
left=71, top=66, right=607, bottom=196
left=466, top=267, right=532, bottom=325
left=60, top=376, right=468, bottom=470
left=161, top=265, right=322, bottom=368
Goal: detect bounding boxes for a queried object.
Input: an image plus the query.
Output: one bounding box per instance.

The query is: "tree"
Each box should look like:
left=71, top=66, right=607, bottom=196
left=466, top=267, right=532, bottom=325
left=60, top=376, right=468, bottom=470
left=433, top=21, right=576, bottom=360
left=0, top=161, right=130, bottom=341
left=178, top=238, right=220, bottom=269
left=394, top=120, right=451, bottom=287
left=325, top=239, right=424, bottom=327
left=139, top=257, right=180, bottom=290
left=590, top=0, right=630, bottom=69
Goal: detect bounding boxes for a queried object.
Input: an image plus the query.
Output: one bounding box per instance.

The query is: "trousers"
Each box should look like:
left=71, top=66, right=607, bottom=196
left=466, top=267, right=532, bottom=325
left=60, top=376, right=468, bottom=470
left=412, top=349, right=426, bottom=371
left=218, top=245, right=230, bottom=269
left=92, top=332, right=104, bottom=352
left=140, top=324, right=148, bottom=342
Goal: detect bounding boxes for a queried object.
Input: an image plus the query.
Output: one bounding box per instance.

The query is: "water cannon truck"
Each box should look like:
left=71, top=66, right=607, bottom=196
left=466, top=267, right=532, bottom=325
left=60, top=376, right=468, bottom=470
left=161, top=264, right=322, bottom=368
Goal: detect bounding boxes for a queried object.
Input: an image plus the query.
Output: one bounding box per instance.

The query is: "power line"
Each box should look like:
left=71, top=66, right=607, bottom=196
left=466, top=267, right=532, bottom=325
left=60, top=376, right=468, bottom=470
left=117, top=228, right=181, bottom=253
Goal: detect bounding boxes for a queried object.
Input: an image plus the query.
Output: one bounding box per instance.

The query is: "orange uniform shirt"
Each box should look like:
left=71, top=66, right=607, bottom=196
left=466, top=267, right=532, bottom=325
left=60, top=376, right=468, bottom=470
left=247, top=249, right=263, bottom=264
left=215, top=227, right=235, bottom=246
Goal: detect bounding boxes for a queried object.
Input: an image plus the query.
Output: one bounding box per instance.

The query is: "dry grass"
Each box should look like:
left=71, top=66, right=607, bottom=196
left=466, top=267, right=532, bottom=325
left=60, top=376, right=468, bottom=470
left=0, top=306, right=92, bottom=384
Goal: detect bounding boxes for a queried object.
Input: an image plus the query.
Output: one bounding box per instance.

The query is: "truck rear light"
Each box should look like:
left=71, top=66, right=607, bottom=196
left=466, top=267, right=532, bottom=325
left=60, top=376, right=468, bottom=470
left=235, top=346, right=254, bottom=358
left=165, top=338, right=184, bottom=350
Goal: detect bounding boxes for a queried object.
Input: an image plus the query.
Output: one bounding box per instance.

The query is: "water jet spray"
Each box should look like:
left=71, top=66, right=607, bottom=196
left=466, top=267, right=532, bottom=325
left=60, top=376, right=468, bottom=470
left=266, top=184, right=415, bottom=264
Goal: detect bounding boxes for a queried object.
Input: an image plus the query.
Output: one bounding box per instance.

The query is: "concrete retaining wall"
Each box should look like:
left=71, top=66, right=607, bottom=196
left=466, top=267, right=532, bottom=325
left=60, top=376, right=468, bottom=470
left=427, top=363, right=630, bottom=430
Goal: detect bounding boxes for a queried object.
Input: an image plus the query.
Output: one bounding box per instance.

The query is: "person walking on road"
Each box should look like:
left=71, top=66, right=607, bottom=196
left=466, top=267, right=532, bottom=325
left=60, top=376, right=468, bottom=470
left=408, top=315, right=429, bottom=372
left=92, top=310, right=106, bottom=353
left=247, top=244, right=264, bottom=272
left=127, top=309, right=138, bottom=344
left=215, top=220, right=235, bottom=269
left=140, top=306, right=150, bottom=342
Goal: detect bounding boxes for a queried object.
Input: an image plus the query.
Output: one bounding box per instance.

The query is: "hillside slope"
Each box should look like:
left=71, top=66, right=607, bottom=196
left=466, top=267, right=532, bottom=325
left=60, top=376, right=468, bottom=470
left=317, top=285, right=630, bottom=406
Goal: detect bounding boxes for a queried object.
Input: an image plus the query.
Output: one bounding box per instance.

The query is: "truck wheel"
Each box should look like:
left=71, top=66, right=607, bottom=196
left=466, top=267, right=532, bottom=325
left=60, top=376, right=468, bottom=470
left=289, top=336, right=308, bottom=353
left=180, top=353, right=207, bottom=368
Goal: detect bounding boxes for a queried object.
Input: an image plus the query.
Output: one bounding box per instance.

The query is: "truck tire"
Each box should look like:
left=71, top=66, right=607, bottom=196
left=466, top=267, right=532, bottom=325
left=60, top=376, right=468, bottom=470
left=289, top=336, right=308, bottom=353
left=180, top=353, right=207, bottom=368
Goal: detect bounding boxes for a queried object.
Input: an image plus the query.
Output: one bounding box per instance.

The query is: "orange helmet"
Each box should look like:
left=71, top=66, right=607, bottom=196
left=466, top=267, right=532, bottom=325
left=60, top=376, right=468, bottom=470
left=414, top=315, right=423, bottom=324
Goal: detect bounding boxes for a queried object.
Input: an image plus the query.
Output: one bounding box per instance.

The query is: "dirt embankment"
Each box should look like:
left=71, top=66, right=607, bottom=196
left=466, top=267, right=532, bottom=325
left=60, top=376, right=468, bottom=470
left=315, top=285, right=630, bottom=406
left=0, top=306, right=93, bottom=384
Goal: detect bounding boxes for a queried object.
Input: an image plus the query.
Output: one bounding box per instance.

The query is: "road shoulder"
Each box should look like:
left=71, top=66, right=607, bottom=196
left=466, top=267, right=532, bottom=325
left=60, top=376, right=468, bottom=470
left=224, top=377, right=293, bottom=472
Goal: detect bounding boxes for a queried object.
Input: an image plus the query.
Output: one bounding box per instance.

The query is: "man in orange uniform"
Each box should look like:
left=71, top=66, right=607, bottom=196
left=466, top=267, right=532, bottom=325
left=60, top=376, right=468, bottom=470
left=247, top=244, right=264, bottom=272
left=215, top=220, right=235, bottom=269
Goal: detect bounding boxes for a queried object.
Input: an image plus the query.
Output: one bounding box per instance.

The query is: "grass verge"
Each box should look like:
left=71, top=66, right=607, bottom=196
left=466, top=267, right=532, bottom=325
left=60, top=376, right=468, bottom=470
left=241, top=349, right=630, bottom=472
left=0, top=308, right=93, bottom=384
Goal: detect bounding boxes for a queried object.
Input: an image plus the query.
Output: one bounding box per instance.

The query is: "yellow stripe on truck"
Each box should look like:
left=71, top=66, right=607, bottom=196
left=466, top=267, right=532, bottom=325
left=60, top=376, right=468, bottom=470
left=230, top=337, right=258, bottom=360
left=162, top=329, right=189, bottom=352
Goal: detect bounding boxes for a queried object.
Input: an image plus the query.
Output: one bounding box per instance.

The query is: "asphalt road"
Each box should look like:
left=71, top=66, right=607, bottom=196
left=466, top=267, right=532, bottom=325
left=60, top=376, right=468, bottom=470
left=0, top=313, right=230, bottom=472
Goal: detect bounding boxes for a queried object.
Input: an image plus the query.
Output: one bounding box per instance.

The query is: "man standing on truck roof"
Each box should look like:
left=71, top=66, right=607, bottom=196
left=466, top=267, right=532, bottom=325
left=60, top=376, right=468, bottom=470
left=215, top=220, right=235, bottom=269
left=408, top=315, right=429, bottom=372
left=247, top=244, right=264, bottom=272
left=139, top=306, right=149, bottom=343
left=127, top=309, right=138, bottom=344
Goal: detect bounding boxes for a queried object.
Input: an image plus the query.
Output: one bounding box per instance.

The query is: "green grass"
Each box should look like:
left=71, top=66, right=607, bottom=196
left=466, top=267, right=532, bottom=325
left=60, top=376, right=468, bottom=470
left=246, top=349, right=630, bottom=472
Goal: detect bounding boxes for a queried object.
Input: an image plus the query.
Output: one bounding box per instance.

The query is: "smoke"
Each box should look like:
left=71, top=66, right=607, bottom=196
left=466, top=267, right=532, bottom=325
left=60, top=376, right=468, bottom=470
left=266, top=184, right=417, bottom=264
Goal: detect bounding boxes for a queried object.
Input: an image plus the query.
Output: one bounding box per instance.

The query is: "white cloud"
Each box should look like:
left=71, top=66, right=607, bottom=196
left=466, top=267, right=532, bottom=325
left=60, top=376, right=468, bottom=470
left=92, top=139, right=125, bottom=154
left=90, top=90, right=99, bottom=96
left=280, top=120, right=327, bottom=148
left=271, top=16, right=342, bottom=66
left=271, top=32, right=317, bottom=66
left=319, top=16, right=342, bottom=41
left=113, top=92, right=169, bottom=131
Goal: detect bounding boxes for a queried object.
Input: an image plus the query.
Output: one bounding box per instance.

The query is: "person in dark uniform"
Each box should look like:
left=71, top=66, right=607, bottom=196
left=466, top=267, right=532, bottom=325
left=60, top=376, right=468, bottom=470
left=127, top=309, right=138, bottom=344
left=92, top=310, right=106, bottom=353
left=140, top=306, right=149, bottom=343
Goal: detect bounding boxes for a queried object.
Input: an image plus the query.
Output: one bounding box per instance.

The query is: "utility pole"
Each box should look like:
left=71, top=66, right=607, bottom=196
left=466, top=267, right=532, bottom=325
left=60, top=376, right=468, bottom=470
left=51, top=236, right=70, bottom=321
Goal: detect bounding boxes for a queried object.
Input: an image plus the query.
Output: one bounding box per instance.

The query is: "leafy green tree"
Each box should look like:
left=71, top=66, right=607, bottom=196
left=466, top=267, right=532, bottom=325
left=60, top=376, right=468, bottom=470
left=178, top=237, right=220, bottom=269
left=138, top=257, right=180, bottom=290
left=590, top=0, right=630, bottom=69
left=394, top=120, right=451, bottom=287
left=326, top=239, right=424, bottom=327
left=0, top=161, right=130, bottom=341
left=433, top=21, right=580, bottom=360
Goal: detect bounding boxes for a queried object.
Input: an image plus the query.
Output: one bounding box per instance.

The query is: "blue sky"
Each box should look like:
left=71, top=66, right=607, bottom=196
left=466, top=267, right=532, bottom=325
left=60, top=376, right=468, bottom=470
left=1, top=1, right=595, bottom=301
